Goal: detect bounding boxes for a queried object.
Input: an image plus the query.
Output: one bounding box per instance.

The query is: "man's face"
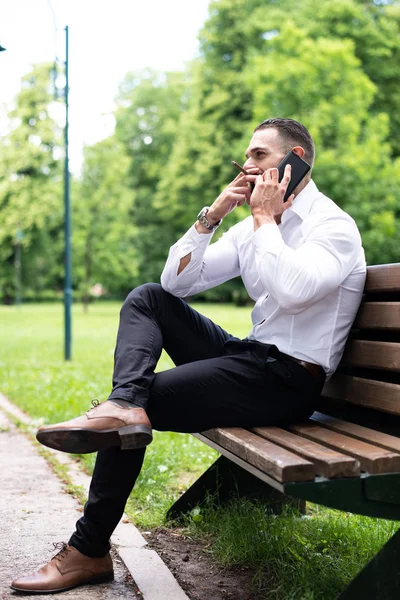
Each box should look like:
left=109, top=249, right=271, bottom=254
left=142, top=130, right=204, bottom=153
left=243, top=127, right=286, bottom=173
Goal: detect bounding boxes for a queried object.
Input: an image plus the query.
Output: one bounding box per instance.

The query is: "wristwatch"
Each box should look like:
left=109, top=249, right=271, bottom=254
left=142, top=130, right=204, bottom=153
left=197, top=207, right=222, bottom=231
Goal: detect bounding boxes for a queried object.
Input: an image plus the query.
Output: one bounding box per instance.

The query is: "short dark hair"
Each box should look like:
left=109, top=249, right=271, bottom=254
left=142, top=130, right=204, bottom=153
left=254, top=118, right=315, bottom=166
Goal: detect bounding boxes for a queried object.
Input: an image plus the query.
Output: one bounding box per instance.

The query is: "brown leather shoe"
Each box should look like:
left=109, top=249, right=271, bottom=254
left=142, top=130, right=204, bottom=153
left=36, top=400, right=153, bottom=454
left=10, top=543, right=114, bottom=593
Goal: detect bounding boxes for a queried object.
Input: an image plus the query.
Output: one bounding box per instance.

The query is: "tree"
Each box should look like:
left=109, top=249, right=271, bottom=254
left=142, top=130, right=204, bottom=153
left=0, top=63, right=63, bottom=303
left=114, top=69, right=187, bottom=284
left=247, top=22, right=400, bottom=265
left=5, top=1, right=399, bottom=303
left=155, top=0, right=400, bottom=282
left=291, top=0, right=400, bottom=156
left=202, top=0, right=400, bottom=154
left=73, top=136, right=137, bottom=309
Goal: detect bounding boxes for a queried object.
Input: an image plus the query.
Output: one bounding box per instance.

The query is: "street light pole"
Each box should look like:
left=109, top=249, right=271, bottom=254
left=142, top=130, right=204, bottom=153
left=64, top=25, right=72, bottom=360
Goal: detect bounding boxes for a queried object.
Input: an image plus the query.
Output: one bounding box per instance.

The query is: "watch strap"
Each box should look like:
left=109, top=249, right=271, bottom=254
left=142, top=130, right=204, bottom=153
left=197, top=207, right=221, bottom=231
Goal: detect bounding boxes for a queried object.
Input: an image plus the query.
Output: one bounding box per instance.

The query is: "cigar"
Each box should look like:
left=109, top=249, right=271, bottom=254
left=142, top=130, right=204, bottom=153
left=231, top=160, right=249, bottom=175
left=232, top=161, right=255, bottom=191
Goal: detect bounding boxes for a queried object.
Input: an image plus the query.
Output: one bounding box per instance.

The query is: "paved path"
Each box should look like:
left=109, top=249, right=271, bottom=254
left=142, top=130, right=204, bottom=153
left=0, top=397, right=188, bottom=600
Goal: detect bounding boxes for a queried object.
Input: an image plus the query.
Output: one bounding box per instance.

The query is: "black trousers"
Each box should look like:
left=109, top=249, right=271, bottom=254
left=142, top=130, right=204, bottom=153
left=69, top=283, right=324, bottom=557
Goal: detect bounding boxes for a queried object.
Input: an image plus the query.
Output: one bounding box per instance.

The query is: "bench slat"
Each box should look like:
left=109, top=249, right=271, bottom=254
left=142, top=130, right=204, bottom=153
left=251, top=426, right=360, bottom=478
left=287, top=422, right=400, bottom=474
left=365, top=263, right=400, bottom=292
left=202, top=427, right=315, bottom=483
left=311, top=412, right=400, bottom=453
left=322, top=374, right=400, bottom=415
left=354, top=303, right=400, bottom=330
left=343, top=340, right=400, bottom=371
left=193, top=433, right=286, bottom=493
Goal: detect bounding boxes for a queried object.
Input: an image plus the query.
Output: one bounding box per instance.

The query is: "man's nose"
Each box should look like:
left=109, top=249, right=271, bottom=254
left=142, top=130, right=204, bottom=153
left=243, top=159, right=261, bottom=172
left=243, top=158, right=255, bottom=169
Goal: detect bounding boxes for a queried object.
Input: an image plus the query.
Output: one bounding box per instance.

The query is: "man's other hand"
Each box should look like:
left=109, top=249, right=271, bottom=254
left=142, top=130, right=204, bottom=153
left=206, top=170, right=259, bottom=225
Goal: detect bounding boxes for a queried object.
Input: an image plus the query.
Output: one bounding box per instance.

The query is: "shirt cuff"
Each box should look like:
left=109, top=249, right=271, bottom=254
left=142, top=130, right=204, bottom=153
left=174, top=223, right=215, bottom=256
left=252, top=223, right=284, bottom=254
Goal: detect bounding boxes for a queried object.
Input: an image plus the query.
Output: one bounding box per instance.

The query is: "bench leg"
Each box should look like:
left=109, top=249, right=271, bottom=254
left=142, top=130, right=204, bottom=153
left=338, top=527, right=400, bottom=599
left=167, top=455, right=304, bottom=521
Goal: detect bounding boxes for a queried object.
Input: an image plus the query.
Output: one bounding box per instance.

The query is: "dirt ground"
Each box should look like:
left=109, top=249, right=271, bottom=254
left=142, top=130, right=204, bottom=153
left=145, top=527, right=264, bottom=600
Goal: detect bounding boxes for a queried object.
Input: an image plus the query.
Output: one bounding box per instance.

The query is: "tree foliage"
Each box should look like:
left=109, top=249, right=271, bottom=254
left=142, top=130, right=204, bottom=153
left=113, top=69, right=187, bottom=285
left=72, top=137, right=137, bottom=306
left=0, top=63, right=63, bottom=302
left=248, top=23, right=400, bottom=265
left=1, top=0, right=399, bottom=304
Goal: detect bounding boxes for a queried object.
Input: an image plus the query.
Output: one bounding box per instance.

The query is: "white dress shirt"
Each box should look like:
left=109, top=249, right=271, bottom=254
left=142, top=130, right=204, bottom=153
left=161, top=180, right=366, bottom=379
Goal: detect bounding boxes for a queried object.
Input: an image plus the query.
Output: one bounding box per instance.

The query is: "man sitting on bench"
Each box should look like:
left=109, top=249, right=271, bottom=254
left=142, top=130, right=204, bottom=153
left=11, top=118, right=366, bottom=594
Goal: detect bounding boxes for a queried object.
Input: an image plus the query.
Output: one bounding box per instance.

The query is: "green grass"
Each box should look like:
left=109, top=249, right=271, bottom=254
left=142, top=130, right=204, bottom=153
left=0, top=301, right=251, bottom=526
left=1, top=301, right=399, bottom=599
left=185, top=499, right=399, bottom=599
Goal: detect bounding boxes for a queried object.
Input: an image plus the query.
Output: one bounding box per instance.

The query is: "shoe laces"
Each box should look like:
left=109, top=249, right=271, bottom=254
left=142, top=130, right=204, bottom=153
left=51, top=542, right=72, bottom=561
left=85, top=399, right=100, bottom=418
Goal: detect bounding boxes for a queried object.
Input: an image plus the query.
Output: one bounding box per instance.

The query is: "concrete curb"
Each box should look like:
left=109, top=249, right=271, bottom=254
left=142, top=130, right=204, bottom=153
left=0, top=393, right=189, bottom=600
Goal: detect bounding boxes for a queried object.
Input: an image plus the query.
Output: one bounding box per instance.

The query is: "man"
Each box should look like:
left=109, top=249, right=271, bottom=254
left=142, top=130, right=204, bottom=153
left=11, top=118, right=366, bottom=593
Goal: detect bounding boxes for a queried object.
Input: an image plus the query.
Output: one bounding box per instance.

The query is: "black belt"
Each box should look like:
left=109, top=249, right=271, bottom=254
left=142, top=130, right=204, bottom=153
left=224, top=339, right=326, bottom=381
left=280, top=352, right=326, bottom=381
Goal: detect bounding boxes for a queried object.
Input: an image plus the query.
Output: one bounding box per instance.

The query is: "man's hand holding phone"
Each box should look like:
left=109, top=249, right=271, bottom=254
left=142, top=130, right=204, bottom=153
left=250, top=165, right=294, bottom=228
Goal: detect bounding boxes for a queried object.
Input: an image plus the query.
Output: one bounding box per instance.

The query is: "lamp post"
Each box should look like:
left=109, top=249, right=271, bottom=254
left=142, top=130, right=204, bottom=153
left=2, top=28, right=71, bottom=352
left=48, top=7, right=72, bottom=360
left=63, top=25, right=72, bottom=360
left=49, top=12, right=72, bottom=360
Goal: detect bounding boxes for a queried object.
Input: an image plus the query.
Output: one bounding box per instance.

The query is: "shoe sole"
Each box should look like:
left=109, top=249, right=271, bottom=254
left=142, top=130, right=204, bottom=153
left=10, top=570, right=114, bottom=594
left=36, top=424, right=153, bottom=454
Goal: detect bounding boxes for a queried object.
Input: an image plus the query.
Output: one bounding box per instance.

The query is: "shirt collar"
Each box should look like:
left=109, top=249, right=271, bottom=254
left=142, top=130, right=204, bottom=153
left=281, top=179, right=319, bottom=224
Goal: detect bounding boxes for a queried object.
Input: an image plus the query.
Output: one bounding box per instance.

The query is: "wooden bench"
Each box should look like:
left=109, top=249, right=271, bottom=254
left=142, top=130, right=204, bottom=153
left=167, top=263, right=400, bottom=599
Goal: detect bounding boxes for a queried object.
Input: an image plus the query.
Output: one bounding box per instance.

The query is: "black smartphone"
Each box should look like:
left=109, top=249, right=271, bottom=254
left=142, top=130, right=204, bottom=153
left=277, top=151, right=311, bottom=202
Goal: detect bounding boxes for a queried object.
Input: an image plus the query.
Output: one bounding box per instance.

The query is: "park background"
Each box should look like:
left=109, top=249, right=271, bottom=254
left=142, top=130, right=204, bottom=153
left=1, top=0, right=400, bottom=306
left=1, top=1, right=400, bottom=599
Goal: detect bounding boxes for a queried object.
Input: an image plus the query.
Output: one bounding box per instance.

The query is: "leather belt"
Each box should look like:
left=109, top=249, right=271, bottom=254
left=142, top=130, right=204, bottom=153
left=280, top=352, right=325, bottom=381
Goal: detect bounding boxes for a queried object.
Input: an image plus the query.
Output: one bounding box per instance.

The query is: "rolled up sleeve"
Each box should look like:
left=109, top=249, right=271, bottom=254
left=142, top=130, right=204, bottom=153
left=161, top=224, right=240, bottom=297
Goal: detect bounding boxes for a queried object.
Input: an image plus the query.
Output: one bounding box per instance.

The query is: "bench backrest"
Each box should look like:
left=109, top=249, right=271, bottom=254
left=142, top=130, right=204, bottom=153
left=197, top=263, right=400, bottom=487
left=320, top=263, right=400, bottom=434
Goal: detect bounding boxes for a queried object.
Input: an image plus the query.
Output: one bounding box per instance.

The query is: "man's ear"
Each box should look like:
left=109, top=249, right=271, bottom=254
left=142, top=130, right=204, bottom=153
left=292, top=146, right=305, bottom=159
